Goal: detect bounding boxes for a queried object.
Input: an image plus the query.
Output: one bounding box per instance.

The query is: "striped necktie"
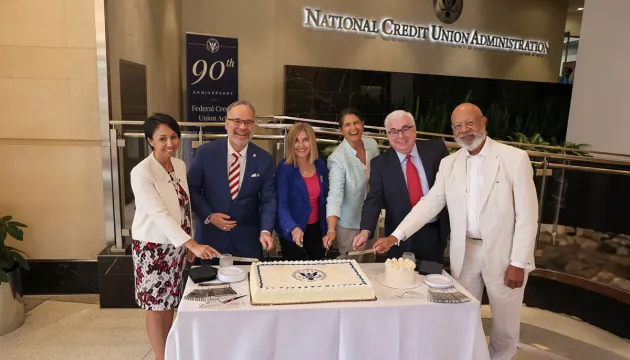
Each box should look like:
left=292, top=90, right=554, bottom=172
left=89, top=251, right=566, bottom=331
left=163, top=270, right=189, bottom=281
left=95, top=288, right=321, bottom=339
left=229, top=153, right=240, bottom=199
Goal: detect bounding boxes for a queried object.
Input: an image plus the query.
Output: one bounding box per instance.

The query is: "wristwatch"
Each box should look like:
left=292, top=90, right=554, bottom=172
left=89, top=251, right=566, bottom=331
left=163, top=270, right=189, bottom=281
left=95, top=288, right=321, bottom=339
left=204, top=213, right=214, bottom=225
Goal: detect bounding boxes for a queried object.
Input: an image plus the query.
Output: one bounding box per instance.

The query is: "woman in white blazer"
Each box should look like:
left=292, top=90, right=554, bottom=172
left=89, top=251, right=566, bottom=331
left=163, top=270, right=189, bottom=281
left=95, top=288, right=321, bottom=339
left=324, top=109, right=381, bottom=258
left=130, top=114, right=220, bottom=360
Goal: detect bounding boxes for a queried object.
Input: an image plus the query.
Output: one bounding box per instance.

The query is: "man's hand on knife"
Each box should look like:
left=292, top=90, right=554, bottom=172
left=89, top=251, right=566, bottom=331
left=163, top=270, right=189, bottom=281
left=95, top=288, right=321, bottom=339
left=352, top=230, right=370, bottom=250
left=373, top=235, right=398, bottom=254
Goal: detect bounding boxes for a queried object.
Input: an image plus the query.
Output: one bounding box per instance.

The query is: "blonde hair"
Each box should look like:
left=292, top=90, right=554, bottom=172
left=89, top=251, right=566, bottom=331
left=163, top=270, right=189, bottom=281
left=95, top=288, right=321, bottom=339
left=285, top=122, right=319, bottom=165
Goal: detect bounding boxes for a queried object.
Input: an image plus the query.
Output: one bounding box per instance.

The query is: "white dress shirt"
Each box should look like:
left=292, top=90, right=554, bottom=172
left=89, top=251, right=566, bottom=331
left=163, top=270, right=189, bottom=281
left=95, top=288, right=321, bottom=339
left=466, top=142, right=525, bottom=269
left=465, top=144, right=487, bottom=240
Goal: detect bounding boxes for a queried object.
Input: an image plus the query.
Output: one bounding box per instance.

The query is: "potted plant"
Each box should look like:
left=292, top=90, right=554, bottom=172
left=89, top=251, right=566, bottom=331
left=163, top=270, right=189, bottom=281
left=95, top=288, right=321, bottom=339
left=557, top=141, right=592, bottom=157
left=0, top=216, right=28, bottom=335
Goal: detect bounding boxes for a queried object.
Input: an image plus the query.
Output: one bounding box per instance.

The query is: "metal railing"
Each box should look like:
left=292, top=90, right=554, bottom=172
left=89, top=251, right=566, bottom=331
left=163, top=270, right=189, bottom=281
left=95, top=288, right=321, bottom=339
left=110, top=116, right=630, bottom=164
left=109, top=116, right=630, bottom=241
left=108, top=116, right=630, bottom=298
left=259, top=115, right=630, bottom=159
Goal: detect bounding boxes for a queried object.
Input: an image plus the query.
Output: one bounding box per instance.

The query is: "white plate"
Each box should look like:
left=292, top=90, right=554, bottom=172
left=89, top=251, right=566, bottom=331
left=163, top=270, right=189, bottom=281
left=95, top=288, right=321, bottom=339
left=217, top=266, right=247, bottom=283
left=376, top=273, right=423, bottom=290
left=424, top=274, right=453, bottom=289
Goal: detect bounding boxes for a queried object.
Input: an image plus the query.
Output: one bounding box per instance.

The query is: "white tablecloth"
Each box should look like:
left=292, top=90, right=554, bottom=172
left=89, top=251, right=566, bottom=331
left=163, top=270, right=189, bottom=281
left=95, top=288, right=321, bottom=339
left=165, top=264, right=490, bottom=360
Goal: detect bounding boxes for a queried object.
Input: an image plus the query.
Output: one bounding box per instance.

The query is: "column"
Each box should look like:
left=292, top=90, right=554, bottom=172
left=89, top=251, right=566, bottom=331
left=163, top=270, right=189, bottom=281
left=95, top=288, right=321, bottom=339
left=566, top=0, right=630, bottom=157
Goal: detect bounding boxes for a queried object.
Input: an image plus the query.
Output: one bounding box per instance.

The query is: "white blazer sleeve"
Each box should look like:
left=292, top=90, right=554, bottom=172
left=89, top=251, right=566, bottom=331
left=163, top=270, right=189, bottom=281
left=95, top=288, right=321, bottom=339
left=130, top=167, right=191, bottom=247
left=392, top=162, right=448, bottom=241
left=510, top=151, right=539, bottom=265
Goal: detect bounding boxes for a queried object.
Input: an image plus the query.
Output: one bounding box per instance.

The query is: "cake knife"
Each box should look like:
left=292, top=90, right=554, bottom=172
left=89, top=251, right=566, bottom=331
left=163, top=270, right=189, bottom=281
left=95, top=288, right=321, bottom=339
left=219, top=255, right=260, bottom=263
left=219, top=294, right=247, bottom=304
left=347, top=249, right=375, bottom=256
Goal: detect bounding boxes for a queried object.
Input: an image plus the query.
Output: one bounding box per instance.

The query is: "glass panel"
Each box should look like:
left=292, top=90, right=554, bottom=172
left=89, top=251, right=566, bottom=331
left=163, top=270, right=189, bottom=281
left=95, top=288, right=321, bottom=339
left=114, top=119, right=630, bottom=281
left=121, top=132, right=149, bottom=234
left=536, top=161, right=630, bottom=295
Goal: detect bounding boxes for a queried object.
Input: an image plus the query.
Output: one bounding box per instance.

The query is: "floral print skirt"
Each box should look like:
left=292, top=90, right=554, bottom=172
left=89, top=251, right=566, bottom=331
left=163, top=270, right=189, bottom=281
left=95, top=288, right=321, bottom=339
left=132, top=240, right=187, bottom=311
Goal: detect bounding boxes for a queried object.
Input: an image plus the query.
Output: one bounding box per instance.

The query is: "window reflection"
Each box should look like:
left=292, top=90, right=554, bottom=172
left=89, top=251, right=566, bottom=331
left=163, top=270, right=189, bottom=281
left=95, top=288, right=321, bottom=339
left=559, top=33, right=579, bottom=84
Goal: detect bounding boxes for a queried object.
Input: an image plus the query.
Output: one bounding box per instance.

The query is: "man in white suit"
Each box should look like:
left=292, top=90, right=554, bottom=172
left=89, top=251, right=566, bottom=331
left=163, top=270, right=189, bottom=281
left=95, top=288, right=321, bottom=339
left=364, top=103, right=538, bottom=360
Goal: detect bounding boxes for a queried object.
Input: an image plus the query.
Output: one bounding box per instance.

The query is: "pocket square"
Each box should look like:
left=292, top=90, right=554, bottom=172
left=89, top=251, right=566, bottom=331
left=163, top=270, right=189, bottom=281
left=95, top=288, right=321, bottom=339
left=251, top=173, right=260, bottom=177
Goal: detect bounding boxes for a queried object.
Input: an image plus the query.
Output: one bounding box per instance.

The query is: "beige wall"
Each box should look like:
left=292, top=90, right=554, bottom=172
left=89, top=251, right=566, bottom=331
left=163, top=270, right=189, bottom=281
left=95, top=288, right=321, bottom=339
left=182, top=0, right=275, bottom=115
left=0, top=0, right=105, bottom=259
left=565, top=13, right=582, bottom=36
left=566, top=0, right=630, bottom=157
left=183, top=0, right=567, bottom=115
left=107, top=0, right=182, bottom=120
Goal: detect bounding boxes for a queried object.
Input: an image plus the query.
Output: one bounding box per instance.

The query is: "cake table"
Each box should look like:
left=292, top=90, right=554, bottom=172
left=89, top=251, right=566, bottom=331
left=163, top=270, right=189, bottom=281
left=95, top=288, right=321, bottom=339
left=165, top=263, right=490, bottom=360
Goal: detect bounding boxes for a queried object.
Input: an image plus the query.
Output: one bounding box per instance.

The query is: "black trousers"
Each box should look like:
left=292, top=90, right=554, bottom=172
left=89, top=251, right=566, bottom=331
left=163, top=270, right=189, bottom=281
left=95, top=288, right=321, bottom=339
left=387, top=221, right=444, bottom=263
left=279, top=222, right=325, bottom=261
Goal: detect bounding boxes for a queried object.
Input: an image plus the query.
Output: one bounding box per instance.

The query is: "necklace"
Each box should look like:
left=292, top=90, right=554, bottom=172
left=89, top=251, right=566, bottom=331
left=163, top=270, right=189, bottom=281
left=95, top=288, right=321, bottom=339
left=299, top=164, right=314, bottom=176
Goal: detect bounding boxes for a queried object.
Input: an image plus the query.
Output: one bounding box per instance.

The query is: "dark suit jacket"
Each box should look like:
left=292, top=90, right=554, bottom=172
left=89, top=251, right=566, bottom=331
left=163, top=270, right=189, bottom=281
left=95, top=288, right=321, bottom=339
left=188, top=138, right=277, bottom=259
left=275, top=158, right=328, bottom=240
left=360, top=140, right=450, bottom=257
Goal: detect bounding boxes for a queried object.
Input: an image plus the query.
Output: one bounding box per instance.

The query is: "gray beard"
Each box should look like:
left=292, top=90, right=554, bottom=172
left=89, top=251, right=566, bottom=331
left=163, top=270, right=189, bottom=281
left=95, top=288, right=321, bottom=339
left=456, top=131, right=486, bottom=152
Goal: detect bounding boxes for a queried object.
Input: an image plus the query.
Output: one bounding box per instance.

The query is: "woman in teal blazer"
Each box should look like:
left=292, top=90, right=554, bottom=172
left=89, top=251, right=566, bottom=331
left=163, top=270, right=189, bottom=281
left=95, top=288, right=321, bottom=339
left=324, top=109, right=381, bottom=256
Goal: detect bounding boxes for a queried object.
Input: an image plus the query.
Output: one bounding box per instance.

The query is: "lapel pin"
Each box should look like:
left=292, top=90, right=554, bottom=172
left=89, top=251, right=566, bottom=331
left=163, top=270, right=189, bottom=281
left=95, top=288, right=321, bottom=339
left=253, top=153, right=257, bottom=158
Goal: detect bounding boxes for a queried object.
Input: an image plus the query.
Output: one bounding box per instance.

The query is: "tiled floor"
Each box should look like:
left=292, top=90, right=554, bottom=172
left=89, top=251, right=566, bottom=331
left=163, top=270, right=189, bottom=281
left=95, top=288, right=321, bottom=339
left=0, top=297, right=149, bottom=360
left=482, top=305, right=630, bottom=360
left=0, top=296, right=629, bottom=360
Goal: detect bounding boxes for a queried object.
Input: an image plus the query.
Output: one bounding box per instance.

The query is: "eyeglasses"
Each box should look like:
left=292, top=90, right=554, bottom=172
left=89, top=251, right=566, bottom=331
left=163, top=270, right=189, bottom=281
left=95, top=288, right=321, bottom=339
left=451, top=120, right=477, bottom=132
left=227, top=118, right=255, bottom=127
left=387, top=125, right=415, bottom=137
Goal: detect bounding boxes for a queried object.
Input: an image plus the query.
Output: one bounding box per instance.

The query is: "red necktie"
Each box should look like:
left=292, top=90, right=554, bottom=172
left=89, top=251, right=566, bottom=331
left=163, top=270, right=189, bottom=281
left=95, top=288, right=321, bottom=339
left=406, top=154, right=423, bottom=207
left=229, top=153, right=240, bottom=199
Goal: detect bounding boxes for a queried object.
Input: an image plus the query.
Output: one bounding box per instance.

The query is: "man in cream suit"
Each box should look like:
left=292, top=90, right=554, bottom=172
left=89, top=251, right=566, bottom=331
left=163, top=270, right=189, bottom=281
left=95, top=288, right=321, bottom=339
left=369, top=103, right=538, bottom=360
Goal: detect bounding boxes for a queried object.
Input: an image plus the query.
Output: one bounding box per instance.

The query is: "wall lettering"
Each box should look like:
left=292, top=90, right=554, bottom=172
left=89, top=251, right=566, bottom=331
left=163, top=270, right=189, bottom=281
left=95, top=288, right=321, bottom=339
left=303, top=8, right=550, bottom=55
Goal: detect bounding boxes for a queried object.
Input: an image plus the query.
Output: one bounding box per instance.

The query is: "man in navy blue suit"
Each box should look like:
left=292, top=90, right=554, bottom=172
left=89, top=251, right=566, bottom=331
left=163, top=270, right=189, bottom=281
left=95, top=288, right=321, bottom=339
left=188, top=100, right=276, bottom=260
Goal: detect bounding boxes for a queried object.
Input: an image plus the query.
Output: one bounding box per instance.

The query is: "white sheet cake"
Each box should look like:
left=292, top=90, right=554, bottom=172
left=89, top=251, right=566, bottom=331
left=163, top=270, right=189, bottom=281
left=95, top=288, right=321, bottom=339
left=249, top=259, right=376, bottom=305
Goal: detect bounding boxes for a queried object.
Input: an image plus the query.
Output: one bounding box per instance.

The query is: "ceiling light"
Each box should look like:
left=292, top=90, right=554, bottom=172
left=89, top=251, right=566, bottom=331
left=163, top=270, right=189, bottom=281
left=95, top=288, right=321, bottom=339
left=577, top=7, right=584, bottom=11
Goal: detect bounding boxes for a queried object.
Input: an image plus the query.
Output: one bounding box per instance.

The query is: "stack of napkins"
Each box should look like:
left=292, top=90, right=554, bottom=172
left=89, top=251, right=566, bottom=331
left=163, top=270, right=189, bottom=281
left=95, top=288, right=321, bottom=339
left=184, top=284, right=236, bottom=302
left=428, top=287, right=471, bottom=304
left=424, top=274, right=471, bottom=304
